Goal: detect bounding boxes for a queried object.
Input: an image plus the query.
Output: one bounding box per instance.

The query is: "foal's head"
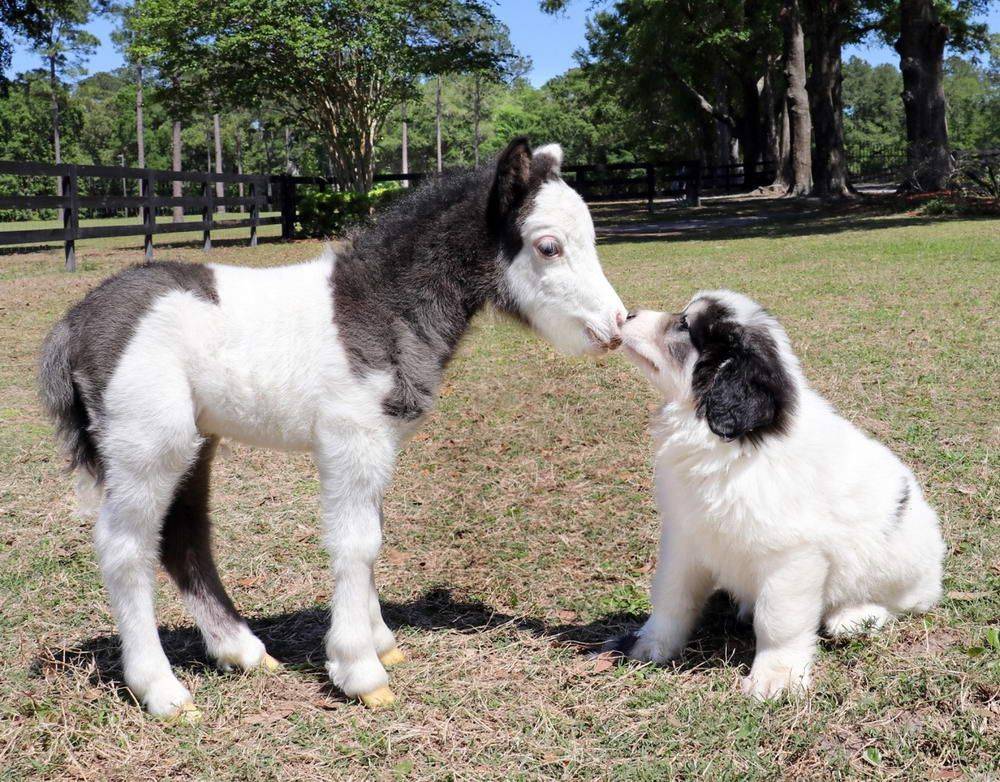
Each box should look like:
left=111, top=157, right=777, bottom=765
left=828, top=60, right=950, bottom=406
left=488, top=138, right=626, bottom=356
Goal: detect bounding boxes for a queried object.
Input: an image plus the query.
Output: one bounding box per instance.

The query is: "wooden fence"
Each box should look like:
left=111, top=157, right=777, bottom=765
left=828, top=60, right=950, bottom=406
left=0, top=158, right=773, bottom=271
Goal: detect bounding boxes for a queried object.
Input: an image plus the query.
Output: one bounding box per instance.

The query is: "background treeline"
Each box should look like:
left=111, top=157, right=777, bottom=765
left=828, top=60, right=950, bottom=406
left=1, top=0, right=998, bottom=206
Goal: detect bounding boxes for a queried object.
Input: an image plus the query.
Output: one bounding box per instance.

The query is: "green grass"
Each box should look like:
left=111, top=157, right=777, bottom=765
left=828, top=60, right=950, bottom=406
left=0, top=202, right=997, bottom=780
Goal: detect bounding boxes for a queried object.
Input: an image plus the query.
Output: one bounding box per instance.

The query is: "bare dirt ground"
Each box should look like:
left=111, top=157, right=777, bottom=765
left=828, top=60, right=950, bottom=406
left=1, top=199, right=997, bottom=780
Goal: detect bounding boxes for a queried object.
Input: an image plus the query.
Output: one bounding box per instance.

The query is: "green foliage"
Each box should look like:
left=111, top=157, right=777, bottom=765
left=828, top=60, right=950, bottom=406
left=129, top=0, right=510, bottom=189
left=944, top=37, right=1000, bottom=150
left=842, top=56, right=906, bottom=149
left=296, top=182, right=402, bottom=238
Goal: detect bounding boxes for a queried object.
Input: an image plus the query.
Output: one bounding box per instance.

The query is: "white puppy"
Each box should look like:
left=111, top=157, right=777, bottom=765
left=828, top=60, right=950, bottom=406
left=616, top=290, right=945, bottom=699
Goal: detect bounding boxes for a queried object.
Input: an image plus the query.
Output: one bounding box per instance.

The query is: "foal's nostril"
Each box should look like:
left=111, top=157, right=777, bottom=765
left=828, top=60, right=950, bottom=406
left=615, top=311, right=626, bottom=327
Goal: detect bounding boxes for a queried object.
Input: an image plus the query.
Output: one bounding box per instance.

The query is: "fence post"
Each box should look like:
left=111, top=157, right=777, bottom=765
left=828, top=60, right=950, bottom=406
left=646, top=164, right=656, bottom=214
left=63, top=165, right=78, bottom=271
left=202, top=179, right=213, bottom=251
left=249, top=178, right=259, bottom=248
left=143, top=172, right=154, bottom=260
left=280, top=175, right=297, bottom=240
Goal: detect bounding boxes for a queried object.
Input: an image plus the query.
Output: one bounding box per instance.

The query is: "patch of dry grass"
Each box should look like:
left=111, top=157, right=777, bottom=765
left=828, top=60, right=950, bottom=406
left=1, top=206, right=997, bottom=781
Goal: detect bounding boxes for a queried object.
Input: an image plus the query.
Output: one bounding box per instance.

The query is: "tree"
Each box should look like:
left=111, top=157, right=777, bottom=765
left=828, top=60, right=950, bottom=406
left=895, top=0, right=951, bottom=188
left=943, top=36, right=1000, bottom=149
left=842, top=56, right=905, bottom=148
left=563, top=0, right=784, bottom=187
left=15, top=0, right=96, bottom=219
left=132, top=0, right=507, bottom=192
left=778, top=0, right=812, bottom=194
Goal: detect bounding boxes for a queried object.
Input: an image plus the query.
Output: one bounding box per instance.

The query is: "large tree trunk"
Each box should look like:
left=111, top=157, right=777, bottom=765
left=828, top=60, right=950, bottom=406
left=761, top=67, right=781, bottom=175
left=435, top=76, right=443, bottom=173
left=805, top=0, right=851, bottom=198
left=136, top=65, right=146, bottom=167
left=172, top=118, right=183, bottom=223
left=780, top=0, right=813, bottom=195
left=895, top=0, right=951, bottom=191
left=48, top=54, right=63, bottom=223
left=213, top=113, right=224, bottom=212
left=401, top=100, right=409, bottom=188
left=738, top=76, right=763, bottom=188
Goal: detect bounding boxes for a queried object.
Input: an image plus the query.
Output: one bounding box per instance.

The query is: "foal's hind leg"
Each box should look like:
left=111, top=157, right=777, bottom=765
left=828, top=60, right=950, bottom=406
left=95, top=416, right=204, bottom=718
left=160, top=437, right=277, bottom=673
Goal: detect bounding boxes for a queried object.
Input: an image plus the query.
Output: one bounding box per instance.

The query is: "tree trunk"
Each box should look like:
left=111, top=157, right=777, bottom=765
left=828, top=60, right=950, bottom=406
left=213, top=113, right=225, bottom=212
left=284, top=127, right=295, bottom=175
left=761, top=67, right=781, bottom=176
left=780, top=0, right=813, bottom=195
left=775, top=96, right=793, bottom=188
left=805, top=0, right=851, bottom=198
left=48, top=54, right=63, bottom=222
left=136, top=65, right=146, bottom=168
left=401, top=100, right=409, bottom=188
left=435, top=76, right=443, bottom=173
left=896, top=0, right=951, bottom=191
left=172, top=118, right=183, bottom=222
left=473, top=75, right=482, bottom=167
left=738, top=75, right=763, bottom=188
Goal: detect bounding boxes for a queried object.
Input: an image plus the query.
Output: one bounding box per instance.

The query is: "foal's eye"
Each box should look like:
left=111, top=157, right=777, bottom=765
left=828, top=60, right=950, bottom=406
left=533, top=236, right=562, bottom=259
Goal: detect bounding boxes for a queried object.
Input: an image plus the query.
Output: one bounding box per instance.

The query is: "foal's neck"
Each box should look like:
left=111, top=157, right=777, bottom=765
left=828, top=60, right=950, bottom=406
left=331, top=170, right=504, bottom=420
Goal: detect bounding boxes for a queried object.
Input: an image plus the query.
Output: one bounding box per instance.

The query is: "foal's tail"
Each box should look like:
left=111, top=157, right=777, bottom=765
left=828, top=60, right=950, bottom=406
left=38, top=318, right=102, bottom=497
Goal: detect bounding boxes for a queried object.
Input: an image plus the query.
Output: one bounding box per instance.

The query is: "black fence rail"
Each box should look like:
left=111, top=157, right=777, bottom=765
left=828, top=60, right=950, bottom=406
left=1, top=157, right=780, bottom=270
left=847, top=144, right=908, bottom=180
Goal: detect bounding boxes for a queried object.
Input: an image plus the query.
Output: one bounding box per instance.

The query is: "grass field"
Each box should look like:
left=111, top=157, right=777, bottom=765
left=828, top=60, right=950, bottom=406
left=1, top=202, right=997, bottom=780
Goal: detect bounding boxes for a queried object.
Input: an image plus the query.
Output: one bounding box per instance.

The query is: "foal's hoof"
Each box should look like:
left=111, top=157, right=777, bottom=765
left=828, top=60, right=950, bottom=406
left=379, top=647, right=406, bottom=667
left=260, top=653, right=282, bottom=672
left=166, top=701, right=203, bottom=724
left=359, top=686, right=397, bottom=708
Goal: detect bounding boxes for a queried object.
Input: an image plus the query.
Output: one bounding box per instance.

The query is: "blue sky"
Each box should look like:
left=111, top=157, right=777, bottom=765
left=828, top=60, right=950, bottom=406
left=9, top=1, right=999, bottom=85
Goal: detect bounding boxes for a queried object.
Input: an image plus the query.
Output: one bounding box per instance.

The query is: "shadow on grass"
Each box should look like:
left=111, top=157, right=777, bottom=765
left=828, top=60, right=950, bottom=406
left=36, top=587, right=756, bottom=700
left=592, top=194, right=994, bottom=245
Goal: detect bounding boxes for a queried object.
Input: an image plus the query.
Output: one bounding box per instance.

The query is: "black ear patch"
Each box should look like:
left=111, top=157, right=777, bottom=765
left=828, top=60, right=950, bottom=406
left=691, top=313, right=796, bottom=445
left=487, top=136, right=532, bottom=233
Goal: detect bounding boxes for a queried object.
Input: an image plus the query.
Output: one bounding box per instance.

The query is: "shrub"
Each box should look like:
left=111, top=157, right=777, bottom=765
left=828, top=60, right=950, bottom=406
left=296, top=182, right=403, bottom=238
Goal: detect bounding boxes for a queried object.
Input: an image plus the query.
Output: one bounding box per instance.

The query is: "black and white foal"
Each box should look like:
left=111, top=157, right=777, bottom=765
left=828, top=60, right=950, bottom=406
left=39, top=139, right=626, bottom=718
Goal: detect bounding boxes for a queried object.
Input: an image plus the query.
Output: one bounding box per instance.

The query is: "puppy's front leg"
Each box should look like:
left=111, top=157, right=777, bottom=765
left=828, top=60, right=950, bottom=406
left=624, top=529, right=712, bottom=663
left=742, top=549, right=827, bottom=700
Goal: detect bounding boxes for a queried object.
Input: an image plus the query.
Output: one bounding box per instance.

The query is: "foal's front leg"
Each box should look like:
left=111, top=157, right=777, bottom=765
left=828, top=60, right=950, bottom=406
left=315, top=428, right=397, bottom=706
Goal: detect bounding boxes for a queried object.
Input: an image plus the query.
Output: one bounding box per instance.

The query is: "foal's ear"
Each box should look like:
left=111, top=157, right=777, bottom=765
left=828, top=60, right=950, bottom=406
left=693, top=326, right=793, bottom=444
left=488, top=136, right=532, bottom=229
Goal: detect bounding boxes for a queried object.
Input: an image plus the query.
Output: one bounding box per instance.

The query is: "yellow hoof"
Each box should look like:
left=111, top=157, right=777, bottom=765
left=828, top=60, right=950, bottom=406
left=359, top=686, right=396, bottom=708
left=260, top=653, right=282, bottom=672
left=169, top=702, right=203, bottom=724
left=379, top=647, right=406, bottom=667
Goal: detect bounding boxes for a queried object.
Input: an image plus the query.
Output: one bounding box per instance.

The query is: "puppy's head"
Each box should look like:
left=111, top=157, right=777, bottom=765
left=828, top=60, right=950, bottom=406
left=621, top=290, right=799, bottom=445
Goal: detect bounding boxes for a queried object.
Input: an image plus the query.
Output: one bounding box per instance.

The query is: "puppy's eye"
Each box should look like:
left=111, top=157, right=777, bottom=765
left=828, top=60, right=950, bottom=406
left=533, top=236, right=562, bottom=259
left=677, top=315, right=689, bottom=332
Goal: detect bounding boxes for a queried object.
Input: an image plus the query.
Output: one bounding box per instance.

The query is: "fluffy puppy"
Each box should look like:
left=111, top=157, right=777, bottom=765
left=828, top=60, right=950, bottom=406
left=616, top=290, right=945, bottom=699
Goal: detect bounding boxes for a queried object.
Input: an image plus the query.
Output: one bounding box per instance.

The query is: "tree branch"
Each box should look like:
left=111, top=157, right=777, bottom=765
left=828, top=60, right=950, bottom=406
left=663, top=63, right=737, bottom=128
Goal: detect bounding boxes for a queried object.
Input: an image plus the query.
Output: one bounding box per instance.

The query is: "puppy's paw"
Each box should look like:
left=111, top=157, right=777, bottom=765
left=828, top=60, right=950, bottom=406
left=740, top=657, right=811, bottom=701
left=607, top=623, right=685, bottom=664
left=825, top=604, right=890, bottom=637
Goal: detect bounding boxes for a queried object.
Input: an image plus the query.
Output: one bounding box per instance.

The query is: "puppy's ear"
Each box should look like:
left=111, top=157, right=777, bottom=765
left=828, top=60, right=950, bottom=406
left=487, top=137, right=532, bottom=232
left=693, top=325, right=794, bottom=444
